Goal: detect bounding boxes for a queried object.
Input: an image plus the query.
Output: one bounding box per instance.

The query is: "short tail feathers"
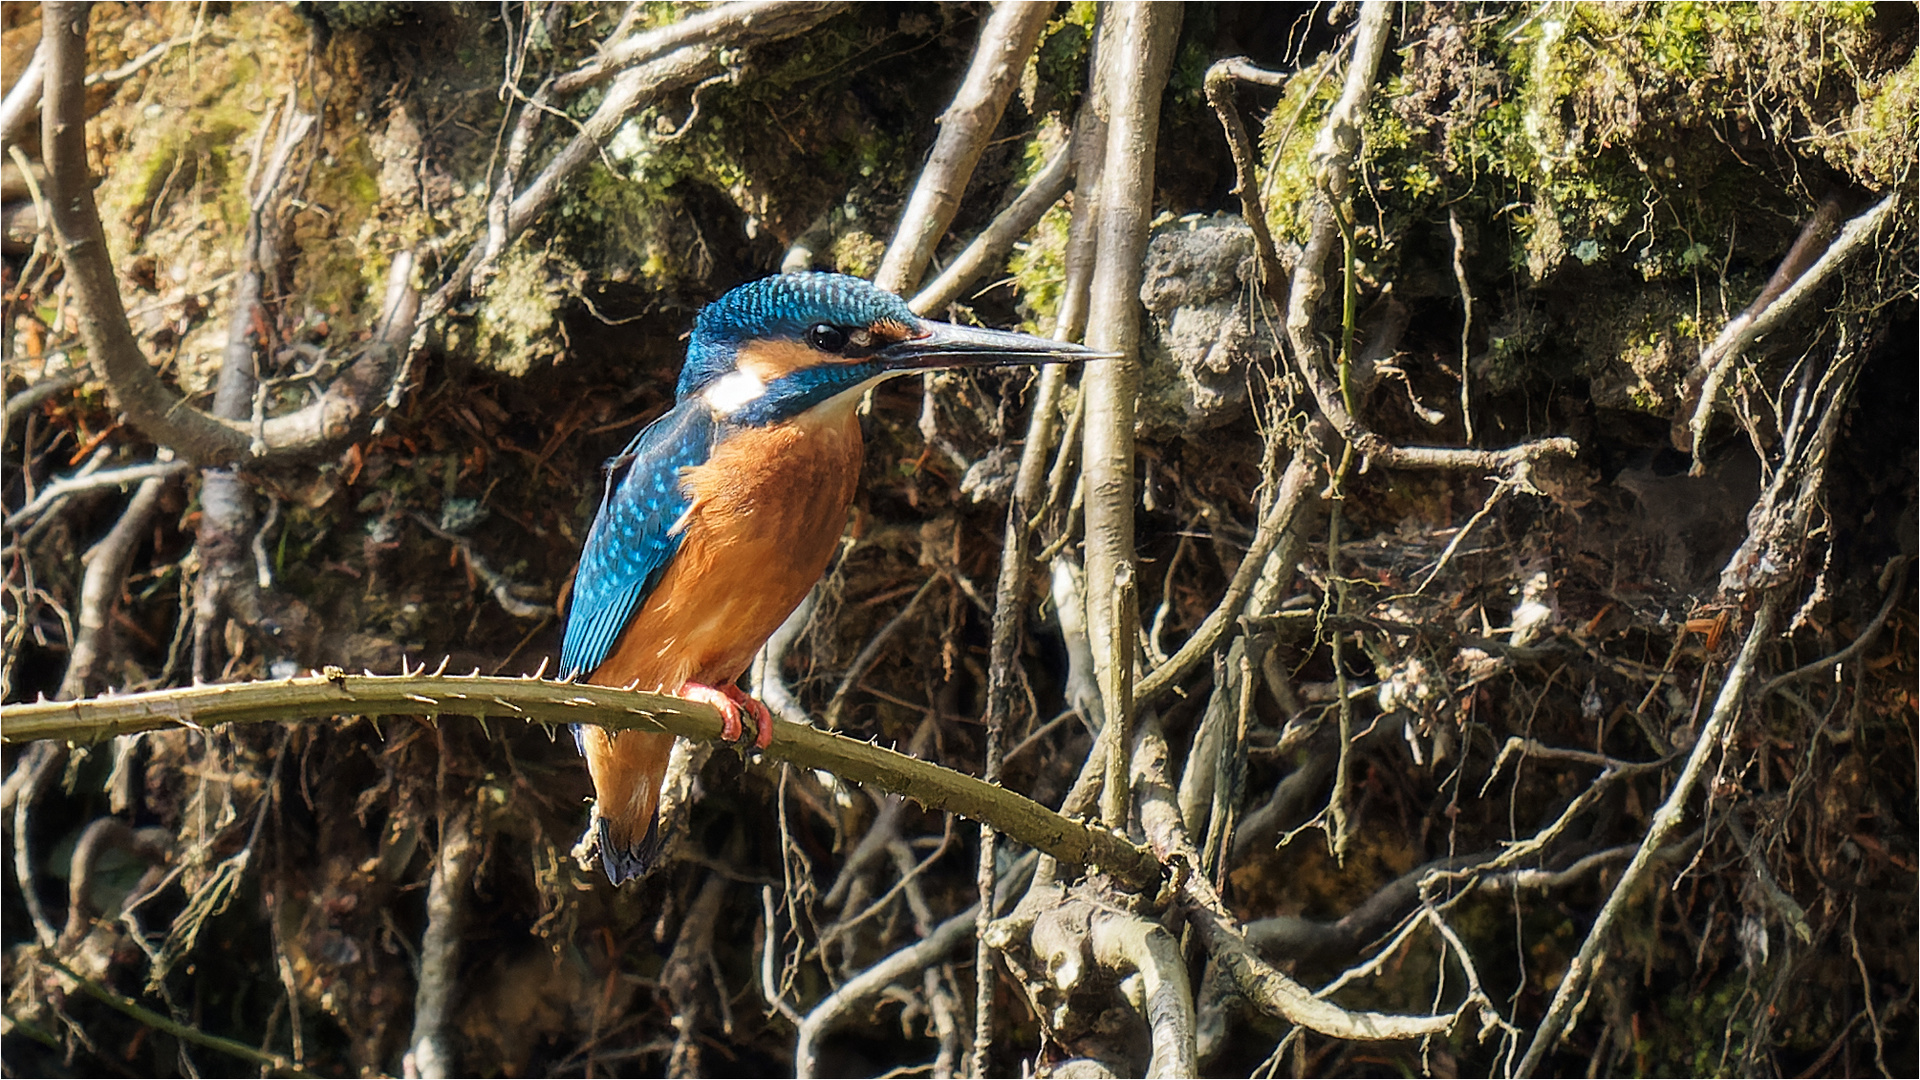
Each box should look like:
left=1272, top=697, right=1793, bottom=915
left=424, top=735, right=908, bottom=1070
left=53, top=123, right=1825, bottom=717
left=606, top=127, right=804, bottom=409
left=575, top=725, right=675, bottom=886
left=597, top=813, right=664, bottom=885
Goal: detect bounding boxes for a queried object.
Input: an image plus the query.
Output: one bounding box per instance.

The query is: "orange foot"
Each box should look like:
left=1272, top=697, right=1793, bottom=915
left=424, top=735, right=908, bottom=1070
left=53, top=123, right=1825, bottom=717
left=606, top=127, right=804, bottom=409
left=677, top=681, right=775, bottom=749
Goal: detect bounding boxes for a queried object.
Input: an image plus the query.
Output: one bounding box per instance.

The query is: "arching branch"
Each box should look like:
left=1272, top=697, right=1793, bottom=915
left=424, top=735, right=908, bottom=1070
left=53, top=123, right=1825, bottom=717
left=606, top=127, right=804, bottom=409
left=2, top=672, right=1164, bottom=891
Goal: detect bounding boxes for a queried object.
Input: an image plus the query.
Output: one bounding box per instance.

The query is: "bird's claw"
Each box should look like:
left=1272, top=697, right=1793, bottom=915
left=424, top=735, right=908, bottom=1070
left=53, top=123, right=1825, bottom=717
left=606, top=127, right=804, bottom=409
left=724, top=684, right=775, bottom=750
left=678, top=681, right=774, bottom=749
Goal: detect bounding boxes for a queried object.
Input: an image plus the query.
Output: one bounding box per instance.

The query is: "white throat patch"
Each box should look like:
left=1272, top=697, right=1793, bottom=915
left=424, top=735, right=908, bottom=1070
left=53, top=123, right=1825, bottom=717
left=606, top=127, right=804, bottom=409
left=703, top=370, right=767, bottom=415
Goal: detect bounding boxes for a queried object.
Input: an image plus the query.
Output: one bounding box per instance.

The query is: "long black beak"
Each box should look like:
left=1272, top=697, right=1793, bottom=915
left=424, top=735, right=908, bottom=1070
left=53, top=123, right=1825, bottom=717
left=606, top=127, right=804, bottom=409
left=876, top=320, right=1116, bottom=372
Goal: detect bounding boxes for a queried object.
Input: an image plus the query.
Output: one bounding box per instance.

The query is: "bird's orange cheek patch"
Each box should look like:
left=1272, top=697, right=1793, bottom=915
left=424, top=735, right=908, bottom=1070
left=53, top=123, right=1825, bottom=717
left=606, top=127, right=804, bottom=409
left=735, top=340, right=826, bottom=383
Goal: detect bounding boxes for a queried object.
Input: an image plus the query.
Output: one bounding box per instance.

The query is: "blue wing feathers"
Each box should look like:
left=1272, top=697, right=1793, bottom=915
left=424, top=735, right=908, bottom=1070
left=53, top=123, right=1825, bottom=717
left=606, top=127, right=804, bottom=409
left=559, top=400, right=716, bottom=681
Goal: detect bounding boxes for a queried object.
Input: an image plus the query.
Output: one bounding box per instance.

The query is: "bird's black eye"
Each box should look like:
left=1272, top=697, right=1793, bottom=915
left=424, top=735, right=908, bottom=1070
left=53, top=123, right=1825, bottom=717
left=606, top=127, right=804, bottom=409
left=806, top=323, right=849, bottom=354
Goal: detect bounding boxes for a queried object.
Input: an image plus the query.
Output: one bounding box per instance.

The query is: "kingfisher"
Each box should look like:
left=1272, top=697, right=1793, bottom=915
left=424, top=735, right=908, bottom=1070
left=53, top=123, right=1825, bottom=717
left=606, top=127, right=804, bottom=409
left=559, top=272, right=1099, bottom=884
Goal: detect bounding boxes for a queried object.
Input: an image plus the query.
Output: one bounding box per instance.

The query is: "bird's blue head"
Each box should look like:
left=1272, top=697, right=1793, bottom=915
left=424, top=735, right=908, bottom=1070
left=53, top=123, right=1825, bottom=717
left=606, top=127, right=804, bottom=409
left=677, top=272, right=1103, bottom=427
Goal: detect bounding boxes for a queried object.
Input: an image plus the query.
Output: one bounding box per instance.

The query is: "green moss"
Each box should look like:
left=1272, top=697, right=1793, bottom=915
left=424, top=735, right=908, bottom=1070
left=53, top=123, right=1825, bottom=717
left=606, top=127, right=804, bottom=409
left=1027, top=5, right=1094, bottom=113
left=293, top=134, right=389, bottom=317
left=539, top=6, right=958, bottom=300
left=1815, top=50, right=1918, bottom=190
left=1344, top=1, right=1907, bottom=292
left=830, top=231, right=886, bottom=279
left=1007, top=200, right=1072, bottom=334
left=468, top=246, right=571, bottom=377
left=1256, top=57, right=1341, bottom=245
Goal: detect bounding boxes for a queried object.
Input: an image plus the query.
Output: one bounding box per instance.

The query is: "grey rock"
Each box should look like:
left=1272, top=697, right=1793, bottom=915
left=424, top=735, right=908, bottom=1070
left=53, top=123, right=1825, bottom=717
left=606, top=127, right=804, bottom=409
left=1137, top=214, right=1278, bottom=435
left=959, top=444, right=1019, bottom=504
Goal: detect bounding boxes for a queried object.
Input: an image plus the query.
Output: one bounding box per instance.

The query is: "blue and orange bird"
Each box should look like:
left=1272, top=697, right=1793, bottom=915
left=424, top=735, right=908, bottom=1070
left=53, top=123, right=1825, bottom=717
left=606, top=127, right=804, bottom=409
left=559, top=272, right=1099, bottom=884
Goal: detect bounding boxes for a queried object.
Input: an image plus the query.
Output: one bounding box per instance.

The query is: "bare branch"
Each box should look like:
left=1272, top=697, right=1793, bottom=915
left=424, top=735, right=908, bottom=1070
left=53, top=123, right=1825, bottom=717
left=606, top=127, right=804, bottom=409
left=8, top=743, right=66, bottom=947
left=40, top=1, right=825, bottom=465
left=1685, top=194, right=1896, bottom=471
left=909, top=137, right=1074, bottom=316
left=875, top=2, right=1053, bottom=296
left=403, top=802, right=479, bottom=1079
left=40, top=3, right=419, bottom=465
left=3, top=367, right=87, bottom=431
left=0, top=37, right=45, bottom=150
left=1131, top=714, right=1467, bottom=1042
left=664, top=873, right=729, bottom=1076
left=1243, top=849, right=1496, bottom=964
left=442, top=1, right=849, bottom=315
left=58, top=474, right=173, bottom=700
left=7, top=460, right=190, bottom=530
left=1097, top=562, right=1137, bottom=831
left=552, top=1, right=843, bottom=95
left=969, top=97, right=1111, bottom=1080
left=1449, top=208, right=1476, bottom=442
left=1081, top=0, right=1180, bottom=762
left=60, top=817, right=171, bottom=945
left=1761, top=557, right=1910, bottom=697
left=42, top=2, right=246, bottom=463
left=751, top=588, right=818, bottom=726
left=796, top=899, right=980, bottom=1079
left=1086, top=907, right=1197, bottom=1077
left=1204, top=57, right=1288, bottom=293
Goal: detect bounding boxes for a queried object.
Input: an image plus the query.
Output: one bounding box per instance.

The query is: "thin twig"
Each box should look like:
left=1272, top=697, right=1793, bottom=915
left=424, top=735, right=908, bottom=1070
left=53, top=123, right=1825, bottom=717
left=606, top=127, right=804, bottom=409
left=1135, top=448, right=1314, bottom=705
left=1215, top=10, right=1580, bottom=482
left=1760, top=558, right=1910, bottom=697
left=2, top=368, right=86, bottom=431
left=796, top=852, right=1034, bottom=1080
left=430, top=1, right=848, bottom=323
left=409, top=513, right=556, bottom=620
left=1448, top=208, right=1475, bottom=442
left=7, top=461, right=190, bottom=531
left=86, top=28, right=214, bottom=87
left=1204, top=57, right=1287, bottom=292
left=760, top=884, right=804, bottom=1024
left=553, top=0, right=842, bottom=94
left=44, top=955, right=313, bottom=1077
left=822, top=575, right=938, bottom=729
left=1515, top=596, right=1781, bottom=1076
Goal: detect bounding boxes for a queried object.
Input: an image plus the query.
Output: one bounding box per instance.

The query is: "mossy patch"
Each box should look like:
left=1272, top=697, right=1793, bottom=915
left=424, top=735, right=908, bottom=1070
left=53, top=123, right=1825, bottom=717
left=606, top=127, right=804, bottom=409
left=464, top=244, right=575, bottom=378
left=1255, top=1, right=1914, bottom=416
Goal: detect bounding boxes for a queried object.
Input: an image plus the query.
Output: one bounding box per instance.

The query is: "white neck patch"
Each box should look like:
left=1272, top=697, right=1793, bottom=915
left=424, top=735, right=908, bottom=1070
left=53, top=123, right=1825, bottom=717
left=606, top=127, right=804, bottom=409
left=703, top=370, right=767, bottom=415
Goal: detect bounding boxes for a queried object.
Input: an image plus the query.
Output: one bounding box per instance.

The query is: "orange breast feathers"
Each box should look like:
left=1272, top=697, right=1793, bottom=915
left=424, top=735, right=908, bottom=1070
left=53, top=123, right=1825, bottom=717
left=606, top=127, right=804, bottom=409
left=592, top=403, right=865, bottom=691
left=580, top=403, right=865, bottom=853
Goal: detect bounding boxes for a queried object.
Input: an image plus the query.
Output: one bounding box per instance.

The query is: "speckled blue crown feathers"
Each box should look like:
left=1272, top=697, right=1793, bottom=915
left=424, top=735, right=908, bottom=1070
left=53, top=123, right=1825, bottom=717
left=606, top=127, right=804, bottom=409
left=676, top=273, right=918, bottom=399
